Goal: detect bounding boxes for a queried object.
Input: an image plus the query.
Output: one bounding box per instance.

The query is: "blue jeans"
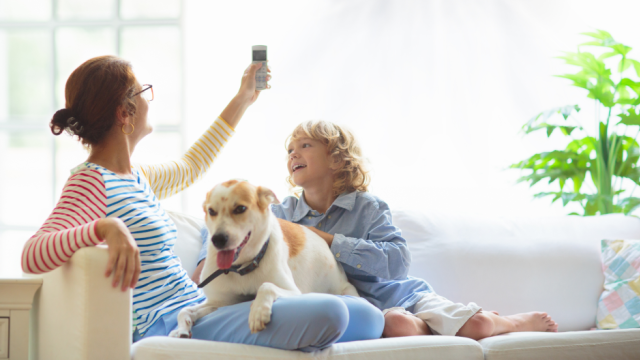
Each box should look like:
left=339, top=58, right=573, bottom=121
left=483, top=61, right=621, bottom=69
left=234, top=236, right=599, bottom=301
left=132, top=294, right=384, bottom=352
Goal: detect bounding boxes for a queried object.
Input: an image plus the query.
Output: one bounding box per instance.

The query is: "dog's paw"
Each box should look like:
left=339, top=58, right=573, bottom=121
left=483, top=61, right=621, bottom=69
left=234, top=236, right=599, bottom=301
left=249, top=300, right=272, bottom=333
left=168, top=328, right=192, bottom=339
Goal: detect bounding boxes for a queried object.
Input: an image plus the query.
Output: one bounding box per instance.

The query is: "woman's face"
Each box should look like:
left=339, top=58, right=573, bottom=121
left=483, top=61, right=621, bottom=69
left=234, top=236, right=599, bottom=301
left=131, top=82, right=153, bottom=142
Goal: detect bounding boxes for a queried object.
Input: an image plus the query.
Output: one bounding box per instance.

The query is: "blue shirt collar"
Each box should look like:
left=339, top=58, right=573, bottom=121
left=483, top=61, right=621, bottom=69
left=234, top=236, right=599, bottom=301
left=291, top=191, right=357, bottom=222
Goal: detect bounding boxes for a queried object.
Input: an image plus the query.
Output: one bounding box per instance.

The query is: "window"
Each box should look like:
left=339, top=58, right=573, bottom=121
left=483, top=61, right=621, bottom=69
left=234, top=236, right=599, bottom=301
left=0, top=0, right=183, bottom=273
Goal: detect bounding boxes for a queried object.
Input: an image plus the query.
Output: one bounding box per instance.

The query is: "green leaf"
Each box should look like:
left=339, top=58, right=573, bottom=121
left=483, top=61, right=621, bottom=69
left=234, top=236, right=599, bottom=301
left=618, top=108, right=640, bottom=126
left=631, top=60, right=640, bottom=77
left=560, top=126, right=577, bottom=136
left=561, top=192, right=579, bottom=206
left=581, top=29, right=613, bottom=42
left=522, top=105, right=581, bottom=135
left=599, top=51, right=618, bottom=61
left=618, top=197, right=640, bottom=215
left=619, top=58, right=632, bottom=72
left=547, top=126, right=554, bottom=137
left=611, top=44, right=632, bottom=57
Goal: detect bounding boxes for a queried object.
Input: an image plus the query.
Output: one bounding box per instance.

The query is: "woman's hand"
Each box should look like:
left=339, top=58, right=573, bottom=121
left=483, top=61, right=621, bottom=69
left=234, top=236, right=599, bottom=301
left=306, top=226, right=334, bottom=247
left=96, top=218, right=141, bottom=291
left=220, top=63, right=272, bottom=128
left=237, top=62, right=271, bottom=106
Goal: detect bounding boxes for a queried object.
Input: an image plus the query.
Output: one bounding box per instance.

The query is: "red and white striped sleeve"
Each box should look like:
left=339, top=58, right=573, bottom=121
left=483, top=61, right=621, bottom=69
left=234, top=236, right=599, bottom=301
left=22, top=169, right=107, bottom=274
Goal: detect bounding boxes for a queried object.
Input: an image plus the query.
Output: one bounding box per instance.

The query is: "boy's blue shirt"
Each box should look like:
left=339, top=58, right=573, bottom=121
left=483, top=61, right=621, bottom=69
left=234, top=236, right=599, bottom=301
left=197, top=191, right=432, bottom=311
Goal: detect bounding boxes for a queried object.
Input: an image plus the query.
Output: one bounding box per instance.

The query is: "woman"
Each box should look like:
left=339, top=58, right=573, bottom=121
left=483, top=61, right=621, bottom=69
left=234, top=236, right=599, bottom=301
left=21, top=55, right=382, bottom=351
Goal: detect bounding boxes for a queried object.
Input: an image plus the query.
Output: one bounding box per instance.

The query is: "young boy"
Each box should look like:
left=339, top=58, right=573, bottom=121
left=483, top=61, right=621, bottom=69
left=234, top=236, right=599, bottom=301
left=194, top=120, right=558, bottom=339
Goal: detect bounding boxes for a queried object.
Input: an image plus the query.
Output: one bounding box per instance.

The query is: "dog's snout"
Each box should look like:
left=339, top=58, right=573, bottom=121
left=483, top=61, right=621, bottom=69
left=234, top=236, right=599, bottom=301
left=211, top=233, right=229, bottom=249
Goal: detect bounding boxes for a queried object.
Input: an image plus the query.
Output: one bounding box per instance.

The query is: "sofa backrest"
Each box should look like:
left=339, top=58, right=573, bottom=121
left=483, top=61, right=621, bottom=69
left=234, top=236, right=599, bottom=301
left=167, top=210, right=206, bottom=277
left=393, top=209, right=640, bottom=331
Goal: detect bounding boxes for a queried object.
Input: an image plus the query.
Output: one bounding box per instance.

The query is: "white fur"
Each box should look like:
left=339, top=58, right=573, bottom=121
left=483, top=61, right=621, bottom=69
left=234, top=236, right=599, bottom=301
left=169, top=182, right=358, bottom=337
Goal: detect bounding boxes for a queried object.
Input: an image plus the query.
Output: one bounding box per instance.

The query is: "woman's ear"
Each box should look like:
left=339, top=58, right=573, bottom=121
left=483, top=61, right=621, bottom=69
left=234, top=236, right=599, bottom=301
left=115, top=105, right=131, bottom=126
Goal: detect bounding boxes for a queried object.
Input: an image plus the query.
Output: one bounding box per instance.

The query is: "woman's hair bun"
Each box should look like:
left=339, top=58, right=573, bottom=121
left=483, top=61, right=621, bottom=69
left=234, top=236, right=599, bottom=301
left=50, top=108, right=84, bottom=136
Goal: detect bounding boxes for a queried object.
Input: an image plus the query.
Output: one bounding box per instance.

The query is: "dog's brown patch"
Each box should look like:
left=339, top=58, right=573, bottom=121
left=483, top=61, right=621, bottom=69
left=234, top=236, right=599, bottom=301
left=278, top=219, right=306, bottom=257
left=234, top=182, right=258, bottom=204
left=221, top=180, right=240, bottom=188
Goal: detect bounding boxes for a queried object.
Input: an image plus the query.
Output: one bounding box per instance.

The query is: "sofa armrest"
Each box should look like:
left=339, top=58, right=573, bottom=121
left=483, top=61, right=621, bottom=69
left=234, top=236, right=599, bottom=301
left=30, top=245, right=131, bottom=360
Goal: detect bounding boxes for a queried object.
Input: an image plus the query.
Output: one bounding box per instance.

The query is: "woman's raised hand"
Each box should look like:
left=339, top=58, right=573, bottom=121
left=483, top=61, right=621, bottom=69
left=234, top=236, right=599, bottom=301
left=237, top=62, right=271, bottom=106
left=97, top=218, right=141, bottom=291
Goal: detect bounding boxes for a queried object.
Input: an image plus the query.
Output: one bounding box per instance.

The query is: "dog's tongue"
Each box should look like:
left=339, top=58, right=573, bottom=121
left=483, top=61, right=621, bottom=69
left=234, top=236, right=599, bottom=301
left=217, top=250, right=235, bottom=269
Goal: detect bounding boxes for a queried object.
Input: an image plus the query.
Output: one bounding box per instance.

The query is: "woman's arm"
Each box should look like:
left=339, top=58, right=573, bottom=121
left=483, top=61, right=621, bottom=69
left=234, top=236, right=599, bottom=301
left=22, top=169, right=140, bottom=291
left=137, top=63, right=269, bottom=199
left=22, top=169, right=106, bottom=274
left=312, top=202, right=411, bottom=281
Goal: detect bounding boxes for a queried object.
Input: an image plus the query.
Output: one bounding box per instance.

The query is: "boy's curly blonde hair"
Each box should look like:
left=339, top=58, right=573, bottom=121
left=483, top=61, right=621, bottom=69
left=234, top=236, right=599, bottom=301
left=285, top=120, right=370, bottom=197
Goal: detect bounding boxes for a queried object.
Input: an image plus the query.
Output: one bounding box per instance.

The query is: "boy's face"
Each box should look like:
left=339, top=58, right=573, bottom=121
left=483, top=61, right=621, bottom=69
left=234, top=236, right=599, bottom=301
left=287, top=136, right=336, bottom=189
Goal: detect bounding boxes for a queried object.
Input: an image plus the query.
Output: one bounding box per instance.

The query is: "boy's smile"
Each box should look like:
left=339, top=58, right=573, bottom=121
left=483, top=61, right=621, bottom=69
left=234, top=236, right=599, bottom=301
left=292, top=163, right=307, bottom=173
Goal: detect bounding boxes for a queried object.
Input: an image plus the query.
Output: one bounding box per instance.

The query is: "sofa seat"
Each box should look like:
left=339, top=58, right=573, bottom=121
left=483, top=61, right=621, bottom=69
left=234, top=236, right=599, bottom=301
left=479, top=329, right=640, bottom=360
left=132, top=335, right=484, bottom=360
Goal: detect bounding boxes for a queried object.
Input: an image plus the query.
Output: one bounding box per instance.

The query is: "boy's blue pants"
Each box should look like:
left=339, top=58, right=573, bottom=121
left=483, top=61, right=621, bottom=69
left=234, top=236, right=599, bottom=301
left=133, top=294, right=384, bottom=352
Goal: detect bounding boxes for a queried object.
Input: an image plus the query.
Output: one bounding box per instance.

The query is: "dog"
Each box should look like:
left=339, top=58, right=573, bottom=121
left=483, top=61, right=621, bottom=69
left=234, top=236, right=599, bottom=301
left=168, top=180, right=359, bottom=337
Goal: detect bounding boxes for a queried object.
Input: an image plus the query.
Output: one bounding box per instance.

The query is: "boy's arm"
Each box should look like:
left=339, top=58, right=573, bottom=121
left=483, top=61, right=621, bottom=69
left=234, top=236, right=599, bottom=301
left=330, top=202, right=411, bottom=280
left=192, top=227, right=209, bottom=284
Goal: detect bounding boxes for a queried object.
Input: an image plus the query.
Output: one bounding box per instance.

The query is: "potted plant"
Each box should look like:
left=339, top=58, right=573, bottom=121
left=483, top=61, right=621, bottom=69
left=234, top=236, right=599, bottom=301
left=511, top=30, right=640, bottom=216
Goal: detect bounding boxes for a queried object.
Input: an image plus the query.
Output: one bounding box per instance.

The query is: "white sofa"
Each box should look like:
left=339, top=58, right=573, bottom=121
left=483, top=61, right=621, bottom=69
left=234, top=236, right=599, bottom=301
left=30, top=209, right=640, bottom=360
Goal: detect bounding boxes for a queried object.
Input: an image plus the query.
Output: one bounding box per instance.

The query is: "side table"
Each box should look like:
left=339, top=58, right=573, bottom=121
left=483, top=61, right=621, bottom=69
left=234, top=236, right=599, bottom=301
left=0, top=277, right=42, bottom=360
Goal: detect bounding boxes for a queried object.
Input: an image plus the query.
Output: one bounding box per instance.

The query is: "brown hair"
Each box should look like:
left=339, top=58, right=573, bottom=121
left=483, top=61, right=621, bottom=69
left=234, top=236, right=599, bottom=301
left=285, top=120, right=370, bottom=197
left=50, top=55, right=139, bottom=147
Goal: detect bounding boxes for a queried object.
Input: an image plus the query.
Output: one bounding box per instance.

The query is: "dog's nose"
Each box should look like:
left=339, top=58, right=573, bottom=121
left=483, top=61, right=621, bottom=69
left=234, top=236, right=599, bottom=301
left=211, top=233, right=228, bottom=249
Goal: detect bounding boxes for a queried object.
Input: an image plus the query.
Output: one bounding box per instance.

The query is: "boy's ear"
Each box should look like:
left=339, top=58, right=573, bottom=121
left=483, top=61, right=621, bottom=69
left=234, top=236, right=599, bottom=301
left=330, top=154, right=344, bottom=170
left=257, top=186, right=280, bottom=211
left=202, top=190, right=212, bottom=213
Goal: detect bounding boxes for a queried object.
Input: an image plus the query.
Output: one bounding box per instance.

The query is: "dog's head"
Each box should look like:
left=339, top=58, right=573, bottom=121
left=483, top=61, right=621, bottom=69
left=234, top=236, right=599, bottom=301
left=202, top=180, right=280, bottom=269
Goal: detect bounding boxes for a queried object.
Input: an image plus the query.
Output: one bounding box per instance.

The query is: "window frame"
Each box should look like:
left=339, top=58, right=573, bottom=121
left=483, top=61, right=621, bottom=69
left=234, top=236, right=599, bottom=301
left=0, top=0, right=185, bottom=233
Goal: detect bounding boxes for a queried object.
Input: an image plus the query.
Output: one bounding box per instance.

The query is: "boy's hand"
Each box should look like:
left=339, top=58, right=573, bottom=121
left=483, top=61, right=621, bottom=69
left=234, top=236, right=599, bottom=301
left=305, top=226, right=334, bottom=247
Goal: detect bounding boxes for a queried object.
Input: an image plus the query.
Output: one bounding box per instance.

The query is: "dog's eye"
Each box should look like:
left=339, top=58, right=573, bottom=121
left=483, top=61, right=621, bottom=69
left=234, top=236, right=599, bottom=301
left=233, top=205, right=247, bottom=215
left=208, top=208, right=218, bottom=217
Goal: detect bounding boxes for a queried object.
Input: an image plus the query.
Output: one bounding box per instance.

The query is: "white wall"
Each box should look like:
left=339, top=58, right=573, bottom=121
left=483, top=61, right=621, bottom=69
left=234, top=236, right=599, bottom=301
left=178, top=0, right=640, bottom=218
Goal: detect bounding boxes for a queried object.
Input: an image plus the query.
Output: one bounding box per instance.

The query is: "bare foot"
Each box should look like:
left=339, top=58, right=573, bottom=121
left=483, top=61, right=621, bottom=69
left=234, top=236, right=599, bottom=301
left=504, top=312, right=558, bottom=333
left=383, top=310, right=431, bottom=337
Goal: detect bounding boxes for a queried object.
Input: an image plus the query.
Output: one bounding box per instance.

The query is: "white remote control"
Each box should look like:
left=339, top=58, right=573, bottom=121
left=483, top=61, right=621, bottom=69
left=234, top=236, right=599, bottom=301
left=252, top=45, right=268, bottom=91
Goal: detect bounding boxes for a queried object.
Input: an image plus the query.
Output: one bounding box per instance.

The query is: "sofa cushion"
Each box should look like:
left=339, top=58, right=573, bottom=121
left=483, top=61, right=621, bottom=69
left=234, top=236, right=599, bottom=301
left=167, top=210, right=206, bottom=277
left=597, top=239, right=640, bottom=329
left=132, top=335, right=484, bottom=360
left=393, top=210, right=640, bottom=331
left=478, top=329, right=640, bottom=360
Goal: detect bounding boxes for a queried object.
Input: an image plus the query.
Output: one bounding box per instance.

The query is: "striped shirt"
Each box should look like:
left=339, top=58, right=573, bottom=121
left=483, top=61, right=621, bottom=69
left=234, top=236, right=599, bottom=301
left=22, top=117, right=234, bottom=335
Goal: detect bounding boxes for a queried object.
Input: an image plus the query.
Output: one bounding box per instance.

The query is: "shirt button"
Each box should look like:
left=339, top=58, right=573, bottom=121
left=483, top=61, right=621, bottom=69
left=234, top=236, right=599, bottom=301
left=328, top=215, right=331, bottom=219
left=357, top=264, right=362, bottom=269
left=307, top=216, right=311, bottom=220
left=318, top=223, right=321, bottom=227
left=336, top=253, right=340, bottom=258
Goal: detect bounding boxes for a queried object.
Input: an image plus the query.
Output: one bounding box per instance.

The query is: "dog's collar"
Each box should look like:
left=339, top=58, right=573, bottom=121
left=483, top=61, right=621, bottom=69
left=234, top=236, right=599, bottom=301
left=198, top=237, right=270, bottom=288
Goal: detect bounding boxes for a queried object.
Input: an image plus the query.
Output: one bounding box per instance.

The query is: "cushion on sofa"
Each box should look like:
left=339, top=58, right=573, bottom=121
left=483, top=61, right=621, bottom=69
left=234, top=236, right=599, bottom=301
left=597, top=239, right=640, bottom=329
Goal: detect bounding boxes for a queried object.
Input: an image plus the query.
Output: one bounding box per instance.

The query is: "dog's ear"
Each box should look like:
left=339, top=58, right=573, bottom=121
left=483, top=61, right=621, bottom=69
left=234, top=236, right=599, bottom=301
left=257, top=186, right=280, bottom=211
left=202, top=190, right=211, bottom=213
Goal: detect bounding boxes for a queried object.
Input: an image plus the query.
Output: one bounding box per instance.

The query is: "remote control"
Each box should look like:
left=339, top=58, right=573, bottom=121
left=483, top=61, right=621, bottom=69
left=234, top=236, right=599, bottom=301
left=252, top=45, right=268, bottom=91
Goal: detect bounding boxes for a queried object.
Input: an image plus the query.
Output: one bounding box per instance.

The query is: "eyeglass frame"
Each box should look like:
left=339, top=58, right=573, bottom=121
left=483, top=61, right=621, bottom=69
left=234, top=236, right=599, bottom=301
left=132, top=84, right=154, bottom=101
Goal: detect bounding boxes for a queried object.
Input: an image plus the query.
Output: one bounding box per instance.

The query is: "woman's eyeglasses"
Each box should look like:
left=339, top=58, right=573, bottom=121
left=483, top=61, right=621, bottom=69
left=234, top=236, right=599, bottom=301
left=133, top=84, right=154, bottom=102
